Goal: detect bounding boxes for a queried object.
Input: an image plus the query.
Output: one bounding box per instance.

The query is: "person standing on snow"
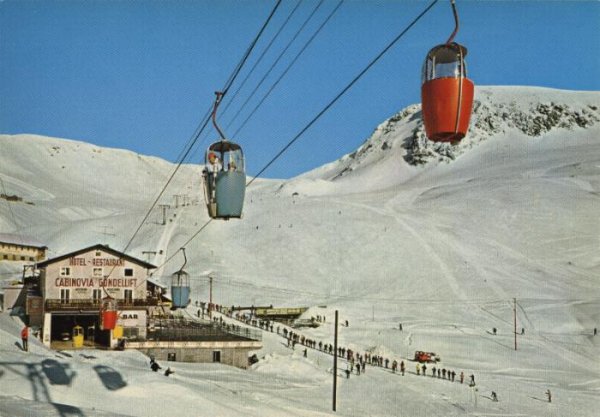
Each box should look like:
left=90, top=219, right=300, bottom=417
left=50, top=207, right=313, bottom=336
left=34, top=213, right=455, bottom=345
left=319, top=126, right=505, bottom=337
left=21, top=326, right=29, bottom=352
left=460, top=371, right=464, bottom=384
left=416, top=363, right=420, bottom=375
left=546, top=389, right=552, bottom=403
left=400, top=361, right=405, bottom=376
left=422, top=364, right=427, bottom=376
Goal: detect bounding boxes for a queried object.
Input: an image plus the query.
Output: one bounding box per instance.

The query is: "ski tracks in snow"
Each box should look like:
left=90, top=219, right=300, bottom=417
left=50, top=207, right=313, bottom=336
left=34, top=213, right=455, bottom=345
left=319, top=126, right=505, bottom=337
left=319, top=194, right=469, bottom=302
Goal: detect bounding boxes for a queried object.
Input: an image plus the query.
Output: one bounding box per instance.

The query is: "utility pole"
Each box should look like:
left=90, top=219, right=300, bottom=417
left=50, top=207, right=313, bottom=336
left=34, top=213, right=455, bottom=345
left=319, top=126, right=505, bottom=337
left=141, top=251, right=157, bottom=263
left=513, top=298, right=517, bottom=351
left=333, top=310, right=338, bottom=412
left=209, top=276, right=213, bottom=319
left=158, top=205, right=169, bottom=225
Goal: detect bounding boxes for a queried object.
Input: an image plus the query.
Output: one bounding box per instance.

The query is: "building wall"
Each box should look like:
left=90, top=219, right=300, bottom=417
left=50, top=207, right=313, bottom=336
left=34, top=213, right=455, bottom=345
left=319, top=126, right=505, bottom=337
left=0, top=243, right=46, bottom=262
left=41, top=248, right=149, bottom=301
left=117, top=310, right=147, bottom=340
left=137, top=346, right=256, bottom=369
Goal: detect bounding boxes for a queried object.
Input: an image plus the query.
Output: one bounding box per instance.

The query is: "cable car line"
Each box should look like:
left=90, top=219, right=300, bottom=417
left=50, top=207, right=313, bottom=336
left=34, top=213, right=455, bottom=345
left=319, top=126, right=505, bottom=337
left=247, top=0, right=439, bottom=184
left=147, top=0, right=439, bottom=280
left=225, top=0, right=329, bottom=132
left=102, top=0, right=283, bottom=283
left=220, top=0, right=304, bottom=118
left=221, top=0, right=283, bottom=98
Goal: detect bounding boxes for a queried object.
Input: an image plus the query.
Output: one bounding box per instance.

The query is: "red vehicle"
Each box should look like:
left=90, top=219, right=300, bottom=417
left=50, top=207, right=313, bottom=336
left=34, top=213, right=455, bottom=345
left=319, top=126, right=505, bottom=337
left=414, top=351, right=440, bottom=363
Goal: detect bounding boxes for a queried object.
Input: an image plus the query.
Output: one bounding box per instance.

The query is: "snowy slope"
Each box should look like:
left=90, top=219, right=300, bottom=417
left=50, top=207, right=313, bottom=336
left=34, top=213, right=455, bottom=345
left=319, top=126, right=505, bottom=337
left=1, top=86, right=599, bottom=416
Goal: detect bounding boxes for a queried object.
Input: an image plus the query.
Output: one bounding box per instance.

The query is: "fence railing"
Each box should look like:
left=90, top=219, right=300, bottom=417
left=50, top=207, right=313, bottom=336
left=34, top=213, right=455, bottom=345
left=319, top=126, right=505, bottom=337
left=45, top=297, right=160, bottom=311
left=145, top=317, right=261, bottom=342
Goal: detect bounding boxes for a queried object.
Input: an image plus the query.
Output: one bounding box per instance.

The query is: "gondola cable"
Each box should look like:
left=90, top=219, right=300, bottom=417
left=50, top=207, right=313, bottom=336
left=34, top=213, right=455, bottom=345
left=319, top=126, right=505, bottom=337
left=220, top=0, right=304, bottom=118
left=148, top=0, right=440, bottom=278
left=101, top=0, right=283, bottom=284
left=225, top=0, right=328, bottom=131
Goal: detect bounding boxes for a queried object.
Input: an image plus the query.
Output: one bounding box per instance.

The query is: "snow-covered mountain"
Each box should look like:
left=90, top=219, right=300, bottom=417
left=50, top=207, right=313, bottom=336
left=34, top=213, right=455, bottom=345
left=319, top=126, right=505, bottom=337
left=1, top=86, right=599, bottom=417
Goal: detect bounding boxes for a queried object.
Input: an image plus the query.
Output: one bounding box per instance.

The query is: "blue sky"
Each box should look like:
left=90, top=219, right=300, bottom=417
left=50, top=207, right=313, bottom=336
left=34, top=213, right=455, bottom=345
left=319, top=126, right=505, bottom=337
left=1, top=0, right=599, bottom=179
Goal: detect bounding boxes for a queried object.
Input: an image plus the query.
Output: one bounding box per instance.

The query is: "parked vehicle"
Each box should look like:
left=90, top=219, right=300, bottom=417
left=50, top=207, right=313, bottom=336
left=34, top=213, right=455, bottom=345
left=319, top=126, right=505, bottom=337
left=414, top=351, right=440, bottom=363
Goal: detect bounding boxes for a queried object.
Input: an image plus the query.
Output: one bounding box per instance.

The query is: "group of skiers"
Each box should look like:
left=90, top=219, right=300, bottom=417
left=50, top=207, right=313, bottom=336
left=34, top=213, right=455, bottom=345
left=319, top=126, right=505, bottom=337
left=415, top=362, right=473, bottom=386
left=149, top=357, right=174, bottom=377
left=197, top=299, right=565, bottom=406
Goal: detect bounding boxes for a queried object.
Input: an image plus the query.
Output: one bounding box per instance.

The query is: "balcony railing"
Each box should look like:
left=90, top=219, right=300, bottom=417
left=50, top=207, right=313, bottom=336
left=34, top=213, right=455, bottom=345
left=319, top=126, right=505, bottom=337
left=145, top=317, right=262, bottom=342
left=45, top=297, right=161, bottom=311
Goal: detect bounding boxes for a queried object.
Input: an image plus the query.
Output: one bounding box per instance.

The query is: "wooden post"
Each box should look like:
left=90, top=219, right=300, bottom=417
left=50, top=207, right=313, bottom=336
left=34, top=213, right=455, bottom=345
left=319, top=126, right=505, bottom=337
left=209, top=276, right=213, bottom=319
left=513, top=298, right=517, bottom=351
left=333, top=310, right=338, bottom=412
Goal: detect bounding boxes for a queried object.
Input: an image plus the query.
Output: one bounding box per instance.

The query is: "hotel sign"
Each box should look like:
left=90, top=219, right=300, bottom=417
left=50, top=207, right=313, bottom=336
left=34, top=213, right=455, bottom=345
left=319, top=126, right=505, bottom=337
left=69, top=257, right=124, bottom=266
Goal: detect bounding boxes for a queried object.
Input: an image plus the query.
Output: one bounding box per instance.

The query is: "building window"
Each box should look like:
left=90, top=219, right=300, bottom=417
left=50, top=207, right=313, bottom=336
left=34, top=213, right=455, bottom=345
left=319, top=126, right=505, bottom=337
left=60, top=289, right=70, bottom=304
left=92, top=289, right=102, bottom=302
left=3, top=255, right=6, bottom=260
left=124, top=289, right=133, bottom=304
left=93, top=268, right=103, bottom=277
left=20, top=256, right=25, bottom=261
left=95, top=251, right=102, bottom=257
left=29, top=257, right=34, bottom=261
left=212, top=351, right=221, bottom=363
left=124, top=268, right=134, bottom=277
left=167, top=352, right=176, bottom=361
left=60, top=267, right=71, bottom=277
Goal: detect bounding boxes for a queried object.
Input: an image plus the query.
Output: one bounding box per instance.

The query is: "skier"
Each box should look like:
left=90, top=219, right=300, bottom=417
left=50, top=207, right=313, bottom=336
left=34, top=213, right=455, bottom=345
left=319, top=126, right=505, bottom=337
left=392, top=360, right=397, bottom=373
left=399, top=323, right=403, bottom=331
left=469, top=374, right=476, bottom=387
left=442, top=368, right=446, bottom=379
left=150, top=358, right=161, bottom=372
left=437, top=368, right=441, bottom=378
left=594, top=327, right=597, bottom=336
left=422, top=364, right=427, bottom=376
left=521, top=327, right=525, bottom=335
left=416, top=363, right=420, bottom=376
left=451, top=370, right=456, bottom=382
left=21, top=325, right=29, bottom=352
left=303, top=348, right=307, bottom=358
left=345, top=368, right=350, bottom=379
left=492, top=327, right=497, bottom=335
left=164, top=367, right=174, bottom=377
left=431, top=366, right=436, bottom=377
left=546, top=389, right=552, bottom=403
left=400, top=361, right=405, bottom=376
left=491, top=391, right=498, bottom=402
left=460, top=371, right=464, bottom=384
